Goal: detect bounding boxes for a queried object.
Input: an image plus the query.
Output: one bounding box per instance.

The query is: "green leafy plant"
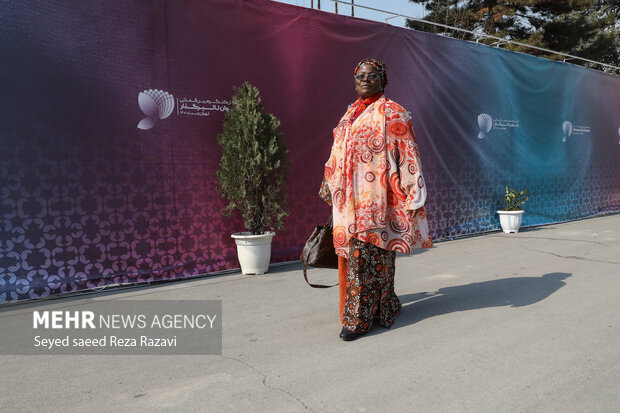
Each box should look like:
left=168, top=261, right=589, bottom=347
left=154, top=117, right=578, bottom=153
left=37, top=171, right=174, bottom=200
left=503, top=186, right=529, bottom=211
left=216, top=82, right=289, bottom=235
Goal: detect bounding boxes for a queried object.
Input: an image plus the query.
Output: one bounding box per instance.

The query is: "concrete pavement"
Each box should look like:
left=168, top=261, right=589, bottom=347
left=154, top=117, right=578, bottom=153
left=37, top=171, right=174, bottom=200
left=2, top=213, right=619, bottom=412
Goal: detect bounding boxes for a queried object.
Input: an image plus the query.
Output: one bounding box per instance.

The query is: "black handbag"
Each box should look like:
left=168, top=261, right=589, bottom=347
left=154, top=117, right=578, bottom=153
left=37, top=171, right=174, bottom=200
left=299, top=216, right=339, bottom=288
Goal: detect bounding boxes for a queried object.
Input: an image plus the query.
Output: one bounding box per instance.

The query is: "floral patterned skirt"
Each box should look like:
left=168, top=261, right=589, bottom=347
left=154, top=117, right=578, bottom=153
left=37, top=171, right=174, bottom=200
left=340, top=238, right=401, bottom=334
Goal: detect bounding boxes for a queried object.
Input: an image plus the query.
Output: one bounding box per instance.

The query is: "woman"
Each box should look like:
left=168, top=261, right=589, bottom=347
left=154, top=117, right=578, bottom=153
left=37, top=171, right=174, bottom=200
left=320, top=58, right=432, bottom=341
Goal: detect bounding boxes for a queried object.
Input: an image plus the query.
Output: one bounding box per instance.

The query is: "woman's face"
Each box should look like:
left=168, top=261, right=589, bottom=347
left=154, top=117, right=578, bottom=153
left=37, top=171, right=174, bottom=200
left=354, top=63, right=383, bottom=99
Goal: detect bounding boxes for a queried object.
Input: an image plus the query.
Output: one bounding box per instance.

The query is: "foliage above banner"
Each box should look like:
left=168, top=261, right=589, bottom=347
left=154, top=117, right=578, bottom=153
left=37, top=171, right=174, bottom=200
left=406, top=0, right=620, bottom=73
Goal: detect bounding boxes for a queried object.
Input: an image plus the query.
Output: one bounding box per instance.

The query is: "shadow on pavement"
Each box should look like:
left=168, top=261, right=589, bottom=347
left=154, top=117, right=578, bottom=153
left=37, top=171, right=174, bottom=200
left=387, top=272, right=571, bottom=332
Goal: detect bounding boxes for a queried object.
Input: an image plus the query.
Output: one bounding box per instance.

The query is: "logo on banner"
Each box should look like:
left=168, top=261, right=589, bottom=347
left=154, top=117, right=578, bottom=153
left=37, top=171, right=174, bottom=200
left=561, top=121, right=572, bottom=142
left=561, top=120, right=590, bottom=142
left=477, top=113, right=493, bottom=139
left=137, top=89, right=230, bottom=130
left=476, top=113, right=520, bottom=139
left=137, top=89, right=175, bottom=130
left=177, top=98, right=230, bottom=117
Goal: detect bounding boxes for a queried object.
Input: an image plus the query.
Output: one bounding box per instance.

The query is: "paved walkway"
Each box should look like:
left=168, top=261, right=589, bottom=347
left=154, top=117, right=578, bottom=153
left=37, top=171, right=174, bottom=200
left=2, top=214, right=619, bottom=412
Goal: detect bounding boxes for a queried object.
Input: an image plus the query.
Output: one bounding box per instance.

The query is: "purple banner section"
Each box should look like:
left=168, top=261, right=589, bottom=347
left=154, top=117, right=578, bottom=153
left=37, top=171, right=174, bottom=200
left=1, top=0, right=619, bottom=302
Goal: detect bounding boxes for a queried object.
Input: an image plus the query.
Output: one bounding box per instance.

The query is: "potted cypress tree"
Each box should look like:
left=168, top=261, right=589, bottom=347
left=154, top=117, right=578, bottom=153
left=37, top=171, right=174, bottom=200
left=497, top=186, right=529, bottom=233
left=216, top=82, right=289, bottom=274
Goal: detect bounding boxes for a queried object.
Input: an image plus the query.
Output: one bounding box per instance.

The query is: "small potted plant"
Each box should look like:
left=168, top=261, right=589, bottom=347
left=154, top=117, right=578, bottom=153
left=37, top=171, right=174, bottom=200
left=497, top=186, right=529, bottom=233
left=216, top=82, right=289, bottom=274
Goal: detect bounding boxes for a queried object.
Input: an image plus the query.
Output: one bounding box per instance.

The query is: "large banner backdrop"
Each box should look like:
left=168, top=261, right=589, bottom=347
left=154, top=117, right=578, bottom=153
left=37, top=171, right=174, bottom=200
left=1, top=0, right=619, bottom=302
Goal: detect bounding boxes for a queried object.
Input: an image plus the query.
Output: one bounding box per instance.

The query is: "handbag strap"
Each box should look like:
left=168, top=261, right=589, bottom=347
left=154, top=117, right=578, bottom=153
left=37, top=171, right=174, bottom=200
left=303, top=263, right=338, bottom=288
left=302, top=213, right=337, bottom=288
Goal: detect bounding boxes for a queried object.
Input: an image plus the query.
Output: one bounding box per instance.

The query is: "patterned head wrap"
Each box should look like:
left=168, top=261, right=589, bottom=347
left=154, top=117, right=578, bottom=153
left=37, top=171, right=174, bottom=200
left=354, top=58, right=388, bottom=89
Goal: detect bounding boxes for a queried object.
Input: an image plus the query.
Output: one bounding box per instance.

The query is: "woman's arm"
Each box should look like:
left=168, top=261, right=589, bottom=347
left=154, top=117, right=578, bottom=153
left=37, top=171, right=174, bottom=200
left=319, top=177, right=332, bottom=206
left=386, top=110, right=427, bottom=213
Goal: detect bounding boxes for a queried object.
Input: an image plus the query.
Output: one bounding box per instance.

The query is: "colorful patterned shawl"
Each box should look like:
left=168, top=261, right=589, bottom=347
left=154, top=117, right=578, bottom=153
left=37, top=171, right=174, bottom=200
left=324, top=95, right=433, bottom=258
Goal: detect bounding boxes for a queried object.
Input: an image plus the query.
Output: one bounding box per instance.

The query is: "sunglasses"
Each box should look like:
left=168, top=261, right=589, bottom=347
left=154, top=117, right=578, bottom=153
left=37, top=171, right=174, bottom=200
left=354, top=73, right=380, bottom=81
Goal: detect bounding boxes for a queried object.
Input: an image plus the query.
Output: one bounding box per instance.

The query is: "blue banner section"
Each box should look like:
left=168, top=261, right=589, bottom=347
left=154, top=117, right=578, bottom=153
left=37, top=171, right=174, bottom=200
left=411, top=36, right=620, bottom=236
left=0, top=0, right=619, bottom=302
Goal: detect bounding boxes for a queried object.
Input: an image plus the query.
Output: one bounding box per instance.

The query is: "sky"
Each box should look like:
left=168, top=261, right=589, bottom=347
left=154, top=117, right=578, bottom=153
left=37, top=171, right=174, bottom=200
left=272, top=0, right=427, bottom=28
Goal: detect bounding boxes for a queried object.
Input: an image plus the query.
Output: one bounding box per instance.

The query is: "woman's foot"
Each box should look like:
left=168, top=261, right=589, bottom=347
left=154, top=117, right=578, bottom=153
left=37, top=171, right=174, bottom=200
left=339, top=327, right=362, bottom=341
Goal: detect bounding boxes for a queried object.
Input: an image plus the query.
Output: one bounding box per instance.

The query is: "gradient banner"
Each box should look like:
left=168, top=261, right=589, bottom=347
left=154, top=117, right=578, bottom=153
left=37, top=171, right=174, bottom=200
left=1, top=0, right=619, bottom=302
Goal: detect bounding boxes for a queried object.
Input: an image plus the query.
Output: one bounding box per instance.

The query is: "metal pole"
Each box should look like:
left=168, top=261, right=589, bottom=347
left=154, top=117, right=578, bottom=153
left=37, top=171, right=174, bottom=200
left=318, top=0, right=321, bottom=9
left=351, top=0, right=354, bottom=16
left=311, top=0, right=313, bottom=8
left=335, top=2, right=338, bottom=13
left=327, top=0, right=619, bottom=72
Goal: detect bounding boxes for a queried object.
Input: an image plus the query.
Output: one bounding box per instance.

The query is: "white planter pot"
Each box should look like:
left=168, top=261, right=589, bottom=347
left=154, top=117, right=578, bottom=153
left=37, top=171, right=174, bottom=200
left=497, top=210, right=525, bottom=233
left=231, top=231, right=275, bottom=275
